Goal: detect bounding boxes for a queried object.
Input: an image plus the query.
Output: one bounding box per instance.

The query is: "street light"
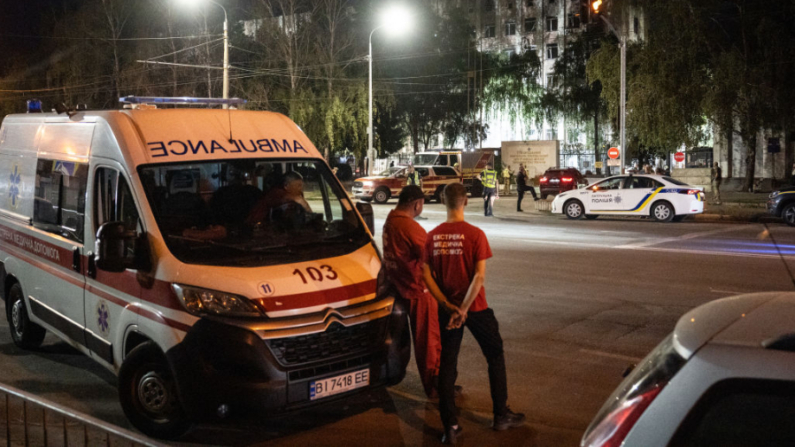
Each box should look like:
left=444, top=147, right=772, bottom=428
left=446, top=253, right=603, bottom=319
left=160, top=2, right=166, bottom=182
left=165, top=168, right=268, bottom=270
left=177, top=0, right=230, bottom=108
left=368, top=5, right=412, bottom=175
left=592, top=0, right=625, bottom=174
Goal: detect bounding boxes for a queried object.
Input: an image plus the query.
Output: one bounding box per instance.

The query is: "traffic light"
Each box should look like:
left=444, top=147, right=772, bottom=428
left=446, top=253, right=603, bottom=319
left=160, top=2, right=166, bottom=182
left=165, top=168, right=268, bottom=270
left=588, top=0, right=604, bottom=27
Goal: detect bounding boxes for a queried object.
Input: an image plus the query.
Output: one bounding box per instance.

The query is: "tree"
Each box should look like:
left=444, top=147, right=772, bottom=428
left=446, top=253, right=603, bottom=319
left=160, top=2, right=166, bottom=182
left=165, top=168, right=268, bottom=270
left=549, top=27, right=608, bottom=173
left=589, top=0, right=795, bottom=188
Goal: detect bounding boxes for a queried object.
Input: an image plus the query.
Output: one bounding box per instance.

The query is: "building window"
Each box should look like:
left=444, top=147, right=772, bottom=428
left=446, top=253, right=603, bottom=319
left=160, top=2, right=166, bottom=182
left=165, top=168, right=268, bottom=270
left=525, top=17, right=537, bottom=32
left=485, top=0, right=495, bottom=12
left=546, top=128, right=557, bottom=140
left=504, top=49, right=516, bottom=59
left=634, top=17, right=640, bottom=35
left=546, top=16, right=558, bottom=32
left=546, top=43, right=558, bottom=59
left=567, top=13, right=581, bottom=28
left=484, top=24, right=496, bottom=38
left=505, top=22, right=516, bottom=36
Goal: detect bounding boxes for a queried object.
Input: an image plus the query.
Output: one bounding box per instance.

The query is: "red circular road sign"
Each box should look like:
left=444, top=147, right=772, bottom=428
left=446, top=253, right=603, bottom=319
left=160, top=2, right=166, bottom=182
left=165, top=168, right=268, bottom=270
left=674, top=152, right=685, bottom=162
left=607, top=147, right=620, bottom=159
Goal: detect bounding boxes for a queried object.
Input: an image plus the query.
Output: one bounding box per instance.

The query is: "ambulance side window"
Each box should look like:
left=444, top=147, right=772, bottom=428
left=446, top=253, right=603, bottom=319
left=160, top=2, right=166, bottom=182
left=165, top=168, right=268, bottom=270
left=320, top=175, right=344, bottom=221
left=33, top=159, right=88, bottom=243
left=94, top=168, right=140, bottom=233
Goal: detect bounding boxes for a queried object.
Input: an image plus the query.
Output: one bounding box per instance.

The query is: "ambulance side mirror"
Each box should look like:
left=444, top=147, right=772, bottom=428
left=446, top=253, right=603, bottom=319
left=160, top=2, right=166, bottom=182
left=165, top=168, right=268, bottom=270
left=356, top=202, right=375, bottom=236
left=95, top=222, right=148, bottom=273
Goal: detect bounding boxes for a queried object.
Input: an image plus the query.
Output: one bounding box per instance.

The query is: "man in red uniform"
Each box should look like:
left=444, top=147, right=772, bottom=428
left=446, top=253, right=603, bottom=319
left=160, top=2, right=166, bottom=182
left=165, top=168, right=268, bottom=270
left=382, top=185, right=441, bottom=398
left=423, top=182, right=525, bottom=445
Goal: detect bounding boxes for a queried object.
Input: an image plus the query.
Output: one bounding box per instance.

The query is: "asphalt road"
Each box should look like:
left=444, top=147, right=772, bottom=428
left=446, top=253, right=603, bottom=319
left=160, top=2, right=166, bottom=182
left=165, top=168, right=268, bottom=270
left=1, top=197, right=794, bottom=446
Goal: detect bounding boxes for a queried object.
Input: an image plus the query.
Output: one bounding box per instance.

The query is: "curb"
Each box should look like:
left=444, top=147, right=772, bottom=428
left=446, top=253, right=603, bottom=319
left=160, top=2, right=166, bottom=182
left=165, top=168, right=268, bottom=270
left=695, top=213, right=781, bottom=224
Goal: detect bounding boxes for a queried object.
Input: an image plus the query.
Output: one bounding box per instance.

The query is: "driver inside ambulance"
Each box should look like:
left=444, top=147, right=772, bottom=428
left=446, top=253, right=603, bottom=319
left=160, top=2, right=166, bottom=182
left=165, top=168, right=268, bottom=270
left=246, top=171, right=312, bottom=226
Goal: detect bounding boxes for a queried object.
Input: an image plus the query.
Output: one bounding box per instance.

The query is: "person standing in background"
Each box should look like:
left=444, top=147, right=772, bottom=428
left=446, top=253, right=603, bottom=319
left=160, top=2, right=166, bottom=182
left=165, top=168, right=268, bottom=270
left=515, top=164, right=538, bottom=212
left=406, top=165, right=427, bottom=220
left=711, top=161, right=722, bottom=204
left=502, top=165, right=512, bottom=196
left=478, top=163, right=498, bottom=217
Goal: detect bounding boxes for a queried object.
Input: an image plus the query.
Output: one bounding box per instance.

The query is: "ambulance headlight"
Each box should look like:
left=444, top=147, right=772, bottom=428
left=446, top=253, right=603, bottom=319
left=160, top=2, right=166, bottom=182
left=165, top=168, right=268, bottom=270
left=172, top=284, right=261, bottom=317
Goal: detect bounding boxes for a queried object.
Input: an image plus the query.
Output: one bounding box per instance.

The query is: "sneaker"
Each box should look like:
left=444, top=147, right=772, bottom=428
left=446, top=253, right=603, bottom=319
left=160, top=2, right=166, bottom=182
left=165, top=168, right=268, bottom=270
left=442, top=425, right=463, bottom=445
left=517, top=209, right=523, bottom=212
left=493, top=407, right=526, bottom=431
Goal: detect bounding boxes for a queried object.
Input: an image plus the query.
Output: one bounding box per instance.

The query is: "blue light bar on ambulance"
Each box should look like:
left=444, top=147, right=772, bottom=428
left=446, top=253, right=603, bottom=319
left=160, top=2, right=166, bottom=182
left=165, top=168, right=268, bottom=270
left=27, top=99, right=43, bottom=113
left=119, top=96, right=247, bottom=106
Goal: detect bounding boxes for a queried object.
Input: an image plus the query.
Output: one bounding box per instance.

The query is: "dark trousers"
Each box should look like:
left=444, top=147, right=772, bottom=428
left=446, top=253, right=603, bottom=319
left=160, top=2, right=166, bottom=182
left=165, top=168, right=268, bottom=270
left=516, top=185, right=537, bottom=210
left=483, top=187, right=496, bottom=216
left=438, top=306, right=508, bottom=429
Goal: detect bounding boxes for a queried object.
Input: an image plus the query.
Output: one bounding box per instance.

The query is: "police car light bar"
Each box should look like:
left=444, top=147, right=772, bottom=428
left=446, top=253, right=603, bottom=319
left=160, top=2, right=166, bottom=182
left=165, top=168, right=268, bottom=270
left=119, top=96, right=247, bottom=106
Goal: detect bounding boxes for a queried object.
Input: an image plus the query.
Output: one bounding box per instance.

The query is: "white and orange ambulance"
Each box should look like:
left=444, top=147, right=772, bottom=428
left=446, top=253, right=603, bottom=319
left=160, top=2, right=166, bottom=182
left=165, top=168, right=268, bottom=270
left=0, top=97, right=409, bottom=438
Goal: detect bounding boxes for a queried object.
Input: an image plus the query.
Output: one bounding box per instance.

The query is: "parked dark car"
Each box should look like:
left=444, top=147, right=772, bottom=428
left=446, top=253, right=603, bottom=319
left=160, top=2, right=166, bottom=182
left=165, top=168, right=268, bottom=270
left=539, top=167, right=588, bottom=199
left=767, top=186, right=795, bottom=226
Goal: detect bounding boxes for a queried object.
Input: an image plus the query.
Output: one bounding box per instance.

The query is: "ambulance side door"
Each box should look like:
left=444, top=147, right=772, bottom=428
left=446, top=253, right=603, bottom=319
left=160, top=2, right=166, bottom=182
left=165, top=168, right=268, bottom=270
left=28, top=159, right=89, bottom=347
left=84, top=163, right=142, bottom=368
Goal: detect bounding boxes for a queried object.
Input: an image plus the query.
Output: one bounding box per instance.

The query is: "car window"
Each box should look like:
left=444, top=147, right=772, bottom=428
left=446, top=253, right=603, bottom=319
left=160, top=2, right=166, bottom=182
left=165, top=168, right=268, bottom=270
left=626, top=176, right=662, bottom=189
left=33, top=159, right=88, bottom=243
left=591, top=177, right=624, bottom=191
left=663, top=176, right=689, bottom=186
left=669, top=379, right=795, bottom=447
left=434, top=167, right=458, bottom=176
left=95, top=167, right=141, bottom=234
left=416, top=168, right=430, bottom=177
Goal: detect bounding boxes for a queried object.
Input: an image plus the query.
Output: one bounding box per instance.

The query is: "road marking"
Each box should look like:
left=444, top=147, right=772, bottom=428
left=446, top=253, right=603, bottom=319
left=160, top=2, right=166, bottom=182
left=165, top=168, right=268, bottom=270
left=621, top=245, right=795, bottom=260
left=579, top=349, right=642, bottom=363
left=510, top=238, right=611, bottom=249
left=617, top=226, right=747, bottom=249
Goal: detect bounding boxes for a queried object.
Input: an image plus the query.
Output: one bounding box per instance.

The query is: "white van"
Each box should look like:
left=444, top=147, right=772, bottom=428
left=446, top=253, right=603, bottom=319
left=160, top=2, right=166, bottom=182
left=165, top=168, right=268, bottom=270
left=0, top=97, right=409, bottom=438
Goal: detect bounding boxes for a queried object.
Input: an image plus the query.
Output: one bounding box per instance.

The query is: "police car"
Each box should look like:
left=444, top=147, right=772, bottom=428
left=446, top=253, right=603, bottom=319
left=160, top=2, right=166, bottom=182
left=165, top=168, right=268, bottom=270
left=551, top=174, right=705, bottom=222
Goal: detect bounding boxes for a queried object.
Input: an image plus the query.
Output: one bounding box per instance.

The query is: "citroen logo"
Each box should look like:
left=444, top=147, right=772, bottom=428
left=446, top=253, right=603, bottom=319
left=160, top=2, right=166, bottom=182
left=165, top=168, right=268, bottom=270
left=322, top=308, right=344, bottom=327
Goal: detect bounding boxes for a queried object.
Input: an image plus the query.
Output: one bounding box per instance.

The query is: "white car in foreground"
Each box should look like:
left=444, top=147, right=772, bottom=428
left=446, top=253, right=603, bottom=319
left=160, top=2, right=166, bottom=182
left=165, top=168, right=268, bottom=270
left=583, top=291, right=795, bottom=447
left=551, top=175, right=705, bottom=222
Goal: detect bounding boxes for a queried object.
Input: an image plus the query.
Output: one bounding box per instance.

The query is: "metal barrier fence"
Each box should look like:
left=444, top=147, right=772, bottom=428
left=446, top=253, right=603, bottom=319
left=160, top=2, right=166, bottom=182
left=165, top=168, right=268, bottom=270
left=0, top=382, right=162, bottom=447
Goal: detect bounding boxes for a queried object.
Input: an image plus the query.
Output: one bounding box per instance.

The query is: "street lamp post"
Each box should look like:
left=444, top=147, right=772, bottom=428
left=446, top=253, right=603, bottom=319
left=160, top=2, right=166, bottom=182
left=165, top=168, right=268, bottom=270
left=210, top=0, right=230, bottom=108
left=177, top=0, right=229, bottom=108
left=368, top=27, right=379, bottom=176
left=593, top=1, right=626, bottom=173
left=367, top=6, right=412, bottom=176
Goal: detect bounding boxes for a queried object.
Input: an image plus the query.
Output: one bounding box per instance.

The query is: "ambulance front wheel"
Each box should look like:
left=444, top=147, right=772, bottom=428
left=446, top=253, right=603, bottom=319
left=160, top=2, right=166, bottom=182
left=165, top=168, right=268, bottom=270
left=119, top=342, right=192, bottom=439
left=6, top=282, right=46, bottom=350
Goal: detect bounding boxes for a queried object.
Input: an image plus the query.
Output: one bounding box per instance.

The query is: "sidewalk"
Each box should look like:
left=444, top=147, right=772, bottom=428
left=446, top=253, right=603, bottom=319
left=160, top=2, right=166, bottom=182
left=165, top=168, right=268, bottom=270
left=474, top=190, right=777, bottom=223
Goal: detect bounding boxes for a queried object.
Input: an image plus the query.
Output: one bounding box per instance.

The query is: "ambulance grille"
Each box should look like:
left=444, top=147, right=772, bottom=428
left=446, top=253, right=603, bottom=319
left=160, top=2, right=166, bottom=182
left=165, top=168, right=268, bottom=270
left=266, top=319, right=386, bottom=366
left=353, top=182, right=363, bottom=188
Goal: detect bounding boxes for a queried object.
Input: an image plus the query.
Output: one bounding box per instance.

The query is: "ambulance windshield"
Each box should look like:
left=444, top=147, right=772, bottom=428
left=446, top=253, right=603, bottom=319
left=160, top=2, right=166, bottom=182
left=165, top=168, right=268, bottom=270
left=138, top=159, right=370, bottom=266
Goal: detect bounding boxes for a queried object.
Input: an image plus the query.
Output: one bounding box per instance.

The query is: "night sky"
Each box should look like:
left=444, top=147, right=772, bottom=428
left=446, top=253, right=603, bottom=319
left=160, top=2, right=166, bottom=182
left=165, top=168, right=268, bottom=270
left=0, top=1, right=77, bottom=74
